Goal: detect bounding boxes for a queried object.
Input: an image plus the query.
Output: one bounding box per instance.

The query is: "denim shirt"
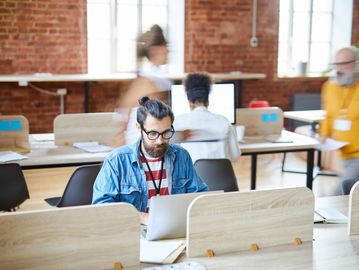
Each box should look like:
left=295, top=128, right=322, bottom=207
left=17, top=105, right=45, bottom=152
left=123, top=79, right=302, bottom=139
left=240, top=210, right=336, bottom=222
left=92, top=139, right=208, bottom=212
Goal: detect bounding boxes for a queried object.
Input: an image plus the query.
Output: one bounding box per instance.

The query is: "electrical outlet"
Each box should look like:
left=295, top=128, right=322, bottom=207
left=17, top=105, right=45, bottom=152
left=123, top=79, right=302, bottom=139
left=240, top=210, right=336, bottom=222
left=18, top=80, right=28, bottom=87
left=250, top=36, right=258, bottom=47
left=57, top=88, right=67, bottom=95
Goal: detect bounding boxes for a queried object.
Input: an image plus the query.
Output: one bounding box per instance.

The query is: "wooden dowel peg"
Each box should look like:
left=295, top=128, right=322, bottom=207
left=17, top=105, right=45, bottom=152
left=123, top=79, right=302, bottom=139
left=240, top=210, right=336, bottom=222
left=114, top=262, right=122, bottom=270
left=294, top=237, right=302, bottom=246
left=206, top=249, right=215, bottom=257
left=250, top=243, right=259, bottom=252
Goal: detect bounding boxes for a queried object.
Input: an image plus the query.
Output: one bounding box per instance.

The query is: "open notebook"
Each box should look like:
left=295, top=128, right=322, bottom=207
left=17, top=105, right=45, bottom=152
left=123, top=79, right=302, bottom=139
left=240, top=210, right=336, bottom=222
left=314, top=207, right=348, bottom=224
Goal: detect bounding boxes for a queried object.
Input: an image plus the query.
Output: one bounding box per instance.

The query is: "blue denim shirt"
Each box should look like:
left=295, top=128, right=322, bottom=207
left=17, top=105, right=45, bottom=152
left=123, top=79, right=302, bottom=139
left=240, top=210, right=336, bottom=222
left=92, top=139, right=208, bottom=212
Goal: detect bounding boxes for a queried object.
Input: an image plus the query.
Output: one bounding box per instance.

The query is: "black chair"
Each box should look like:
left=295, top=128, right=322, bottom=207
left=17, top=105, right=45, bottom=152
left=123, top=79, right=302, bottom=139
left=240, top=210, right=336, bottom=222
left=342, top=179, right=359, bottom=195
left=0, top=163, right=30, bottom=211
left=44, top=164, right=102, bottom=207
left=194, top=159, right=239, bottom=192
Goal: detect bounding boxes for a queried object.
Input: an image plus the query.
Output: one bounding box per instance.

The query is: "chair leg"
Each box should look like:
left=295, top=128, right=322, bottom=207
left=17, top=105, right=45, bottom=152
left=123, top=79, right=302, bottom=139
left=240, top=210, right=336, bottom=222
left=281, top=153, right=287, bottom=172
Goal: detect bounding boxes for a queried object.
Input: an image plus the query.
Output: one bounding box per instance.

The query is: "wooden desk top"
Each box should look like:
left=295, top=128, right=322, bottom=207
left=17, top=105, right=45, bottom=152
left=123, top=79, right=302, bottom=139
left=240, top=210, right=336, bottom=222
left=10, top=130, right=318, bottom=168
left=17, top=146, right=107, bottom=168
left=134, top=196, right=359, bottom=270
left=284, top=110, right=325, bottom=123
left=239, top=130, right=319, bottom=153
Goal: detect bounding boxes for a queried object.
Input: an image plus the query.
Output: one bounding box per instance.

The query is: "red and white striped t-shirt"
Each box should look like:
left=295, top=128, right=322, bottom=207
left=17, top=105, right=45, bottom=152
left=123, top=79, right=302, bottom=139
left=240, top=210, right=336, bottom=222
left=140, top=155, right=169, bottom=212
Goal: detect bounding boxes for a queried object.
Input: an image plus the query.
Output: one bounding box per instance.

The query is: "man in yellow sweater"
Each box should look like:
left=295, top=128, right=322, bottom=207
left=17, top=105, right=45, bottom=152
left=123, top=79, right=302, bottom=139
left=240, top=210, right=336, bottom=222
left=320, top=47, right=359, bottom=194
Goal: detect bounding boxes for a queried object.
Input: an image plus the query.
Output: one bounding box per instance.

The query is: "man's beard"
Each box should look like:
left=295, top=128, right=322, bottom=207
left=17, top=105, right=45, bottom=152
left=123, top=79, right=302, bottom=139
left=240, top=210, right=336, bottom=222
left=142, top=137, right=168, bottom=158
left=332, top=70, right=358, bottom=87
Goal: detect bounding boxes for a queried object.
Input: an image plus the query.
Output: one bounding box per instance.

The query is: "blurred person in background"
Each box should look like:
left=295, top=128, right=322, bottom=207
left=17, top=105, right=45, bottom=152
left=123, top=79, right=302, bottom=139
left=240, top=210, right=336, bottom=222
left=319, top=46, right=359, bottom=194
left=113, top=24, right=171, bottom=146
left=173, top=72, right=241, bottom=163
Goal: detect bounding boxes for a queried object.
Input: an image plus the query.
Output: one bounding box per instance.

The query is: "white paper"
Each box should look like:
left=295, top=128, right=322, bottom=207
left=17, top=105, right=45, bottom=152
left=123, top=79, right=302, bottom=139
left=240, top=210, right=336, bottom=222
left=30, top=133, right=54, bottom=141
left=314, top=207, right=348, bottom=224
left=73, top=142, right=112, bottom=153
left=140, top=239, right=185, bottom=264
left=143, top=261, right=206, bottom=270
left=315, top=138, right=348, bottom=152
left=0, top=151, right=28, bottom=162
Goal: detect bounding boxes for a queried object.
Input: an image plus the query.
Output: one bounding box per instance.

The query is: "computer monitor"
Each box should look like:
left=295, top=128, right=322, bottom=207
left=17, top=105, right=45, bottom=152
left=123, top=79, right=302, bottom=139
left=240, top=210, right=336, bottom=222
left=170, top=83, right=236, bottom=124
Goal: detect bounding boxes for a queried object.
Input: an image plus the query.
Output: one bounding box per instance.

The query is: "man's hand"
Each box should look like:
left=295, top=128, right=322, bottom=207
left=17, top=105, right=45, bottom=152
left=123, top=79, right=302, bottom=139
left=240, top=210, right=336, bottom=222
left=139, top=212, right=149, bottom=225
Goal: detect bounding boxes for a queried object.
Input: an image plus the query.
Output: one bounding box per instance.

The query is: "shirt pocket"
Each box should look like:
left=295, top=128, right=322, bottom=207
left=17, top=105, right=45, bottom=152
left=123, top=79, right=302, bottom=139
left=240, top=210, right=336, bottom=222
left=119, top=184, right=142, bottom=208
left=172, top=177, right=190, bottom=194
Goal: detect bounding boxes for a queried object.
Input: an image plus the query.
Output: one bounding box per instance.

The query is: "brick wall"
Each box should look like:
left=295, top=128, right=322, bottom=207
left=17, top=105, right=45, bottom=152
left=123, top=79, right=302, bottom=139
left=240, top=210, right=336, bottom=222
left=0, top=0, right=358, bottom=133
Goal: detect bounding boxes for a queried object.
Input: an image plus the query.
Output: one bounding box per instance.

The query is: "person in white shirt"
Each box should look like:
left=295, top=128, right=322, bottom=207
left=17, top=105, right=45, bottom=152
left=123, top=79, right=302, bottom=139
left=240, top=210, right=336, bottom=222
left=113, top=25, right=171, bottom=147
left=173, top=73, right=241, bottom=163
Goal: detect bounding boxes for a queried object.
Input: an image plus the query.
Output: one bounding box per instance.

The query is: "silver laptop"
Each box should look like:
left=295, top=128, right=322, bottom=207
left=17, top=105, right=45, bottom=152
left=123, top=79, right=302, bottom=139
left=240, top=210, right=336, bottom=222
left=144, top=191, right=222, bottom=241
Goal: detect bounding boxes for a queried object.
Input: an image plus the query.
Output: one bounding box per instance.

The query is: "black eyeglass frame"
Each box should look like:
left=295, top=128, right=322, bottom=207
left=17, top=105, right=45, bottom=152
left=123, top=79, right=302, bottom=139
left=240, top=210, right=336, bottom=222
left=331, top=60, right=356, bottom=66
left=141, top=125, right=175, bottom=140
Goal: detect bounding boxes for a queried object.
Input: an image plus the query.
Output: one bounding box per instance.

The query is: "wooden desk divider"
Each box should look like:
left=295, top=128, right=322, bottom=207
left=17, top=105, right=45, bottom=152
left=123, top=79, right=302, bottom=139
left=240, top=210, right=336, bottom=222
left=0, top=203, right=140, bottom=270
left=348, top=181, right=359, bottom=235
left=54, top=112, right=118, bottom=146
left=0, top=115, right=30, bottom=153
left=186, top=187, right=314, bottom=257
left=236, top=107, right=283, bottom=138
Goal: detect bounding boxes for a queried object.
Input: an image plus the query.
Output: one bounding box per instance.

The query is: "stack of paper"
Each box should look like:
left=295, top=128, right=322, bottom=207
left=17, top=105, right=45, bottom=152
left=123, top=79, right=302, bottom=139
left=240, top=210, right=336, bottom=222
left=140, top=239, right=186, bottom=264
left=315, top=138, right=348, bottom=152
left=73, top=142, right=112, bottom=153
left=142, top=261, right=206, bottom=270
left=0, top=151, right=28, bottom=162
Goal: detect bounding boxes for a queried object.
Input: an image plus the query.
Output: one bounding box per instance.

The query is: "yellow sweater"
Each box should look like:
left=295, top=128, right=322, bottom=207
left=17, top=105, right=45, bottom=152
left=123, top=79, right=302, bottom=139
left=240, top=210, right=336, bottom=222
left=319, top=79, right=359, bottom=158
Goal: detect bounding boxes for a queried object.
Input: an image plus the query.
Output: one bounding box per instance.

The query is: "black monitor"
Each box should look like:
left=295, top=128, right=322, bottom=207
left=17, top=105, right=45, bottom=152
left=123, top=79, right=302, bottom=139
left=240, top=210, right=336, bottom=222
left=170, top=82, right=236, bottom=124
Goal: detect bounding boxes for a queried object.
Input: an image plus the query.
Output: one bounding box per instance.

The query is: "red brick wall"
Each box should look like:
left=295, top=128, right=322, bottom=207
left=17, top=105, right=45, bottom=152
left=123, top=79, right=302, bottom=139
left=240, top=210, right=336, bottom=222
left=0, top=0, right=87, bottom=74
left=184, top=0, right=328, bottom=109
left=0, top=0, right=358, bottom=133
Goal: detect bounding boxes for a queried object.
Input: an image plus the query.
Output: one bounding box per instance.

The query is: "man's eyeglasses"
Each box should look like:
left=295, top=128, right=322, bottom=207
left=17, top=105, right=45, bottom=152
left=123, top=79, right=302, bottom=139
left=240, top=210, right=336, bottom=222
left=141, top=125, right=175, bottom=140
left=331, top=60, right=356, bottom=66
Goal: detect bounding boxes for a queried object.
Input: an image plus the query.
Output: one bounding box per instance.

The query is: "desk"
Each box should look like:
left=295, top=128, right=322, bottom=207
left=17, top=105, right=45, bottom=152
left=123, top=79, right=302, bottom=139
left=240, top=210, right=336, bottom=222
left=7, top=134, right=107, bottom=169
left=135, top=196, right=359, bottom=270
left=284, top=110, right=337, bottom=177
left=284, top=110, right=325, bottom=124
left=239, top=130, right=318, bottom=190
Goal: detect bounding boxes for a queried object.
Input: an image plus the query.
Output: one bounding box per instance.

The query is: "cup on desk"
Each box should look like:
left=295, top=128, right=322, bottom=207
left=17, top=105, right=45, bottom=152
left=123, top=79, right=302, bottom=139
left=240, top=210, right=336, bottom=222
left=236, top=125, right=245, bottom=142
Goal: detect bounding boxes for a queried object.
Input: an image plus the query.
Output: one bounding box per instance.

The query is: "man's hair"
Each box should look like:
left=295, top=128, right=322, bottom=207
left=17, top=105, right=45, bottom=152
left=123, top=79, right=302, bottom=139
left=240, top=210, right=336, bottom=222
left=137, top=24, right=167, bottom=60
left=137, top=96, right=174, bottom=126
left=184, top=73, right=212, bottom=104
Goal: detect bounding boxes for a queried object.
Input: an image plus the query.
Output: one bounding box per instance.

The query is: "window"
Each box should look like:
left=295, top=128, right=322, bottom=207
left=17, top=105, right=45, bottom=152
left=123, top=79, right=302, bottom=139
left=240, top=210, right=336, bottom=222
left=278, top=0, right=353, bottom=77
left=87, top=0, right=184, bottom=74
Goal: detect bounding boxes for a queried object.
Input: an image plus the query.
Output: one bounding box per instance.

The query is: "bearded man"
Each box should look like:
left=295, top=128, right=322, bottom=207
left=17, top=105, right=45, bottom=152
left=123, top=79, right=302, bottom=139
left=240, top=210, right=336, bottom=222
left=320, top=46, right=359, bottom=194
left=92, top=96, right=208, bottom=222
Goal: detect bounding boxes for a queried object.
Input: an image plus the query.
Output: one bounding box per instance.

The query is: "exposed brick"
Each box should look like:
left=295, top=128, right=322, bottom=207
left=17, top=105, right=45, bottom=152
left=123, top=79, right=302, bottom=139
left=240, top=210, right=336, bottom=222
left=0, top=0, right=358, bottom=132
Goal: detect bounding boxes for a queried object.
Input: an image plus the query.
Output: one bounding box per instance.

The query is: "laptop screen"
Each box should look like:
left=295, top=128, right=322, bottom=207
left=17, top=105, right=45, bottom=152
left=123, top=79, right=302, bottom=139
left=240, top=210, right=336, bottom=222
left=145, top=191, right=222, bottom=241
left=170, top=83, right=236, bottom=124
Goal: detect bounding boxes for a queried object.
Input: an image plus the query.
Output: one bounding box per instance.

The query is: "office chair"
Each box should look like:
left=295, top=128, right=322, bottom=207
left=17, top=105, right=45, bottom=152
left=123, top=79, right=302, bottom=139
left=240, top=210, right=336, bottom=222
left=342, top=179, right=359, bottom=195
left=44, top=164, right=102, bottom=207
left=0, top=163, right=30, bottom=211
left=194, top=159, right=239, bottom=192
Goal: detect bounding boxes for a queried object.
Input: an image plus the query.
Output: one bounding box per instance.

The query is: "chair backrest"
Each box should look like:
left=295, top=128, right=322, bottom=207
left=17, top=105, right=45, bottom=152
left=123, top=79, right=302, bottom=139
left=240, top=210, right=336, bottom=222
left=57, top=164, right=102, bottom=207
left=194, top=159, right=238, bottom=192
left=288, top=93, right=321, bottom=130
left=0, top=163, right=30, bottom=211
left=342, top=178, right=359, bottom=195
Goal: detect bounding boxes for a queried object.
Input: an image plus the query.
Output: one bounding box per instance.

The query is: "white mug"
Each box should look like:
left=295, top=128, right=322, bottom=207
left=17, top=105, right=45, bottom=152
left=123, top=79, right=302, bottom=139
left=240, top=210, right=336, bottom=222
left=236, top=125, right=245, bottom=142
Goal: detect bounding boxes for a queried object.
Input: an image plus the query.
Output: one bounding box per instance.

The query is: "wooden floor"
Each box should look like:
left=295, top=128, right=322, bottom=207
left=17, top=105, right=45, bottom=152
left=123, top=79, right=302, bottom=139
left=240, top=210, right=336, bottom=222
left=19, top=152, right=342, bottom=212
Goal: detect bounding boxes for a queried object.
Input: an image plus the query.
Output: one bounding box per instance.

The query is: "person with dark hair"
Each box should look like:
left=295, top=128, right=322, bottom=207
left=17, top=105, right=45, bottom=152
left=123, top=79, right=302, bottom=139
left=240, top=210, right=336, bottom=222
left=93, top=97, right=208, bottom=223
left=173, top=73, right=241, bottom=163
left=113, top=24, right=171, bottom=146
